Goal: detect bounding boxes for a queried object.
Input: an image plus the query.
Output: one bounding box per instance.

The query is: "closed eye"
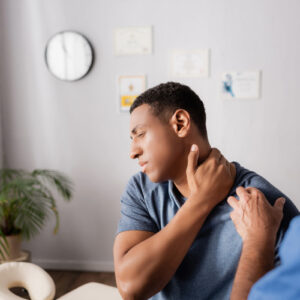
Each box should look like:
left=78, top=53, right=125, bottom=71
left=137, top=132, right=145, bottom=138
left=130, top=131, right=145, bottom=140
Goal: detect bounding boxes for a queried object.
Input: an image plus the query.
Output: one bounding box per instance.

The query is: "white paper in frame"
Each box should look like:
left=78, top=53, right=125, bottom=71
left=114, top=27, right=152, bottom=55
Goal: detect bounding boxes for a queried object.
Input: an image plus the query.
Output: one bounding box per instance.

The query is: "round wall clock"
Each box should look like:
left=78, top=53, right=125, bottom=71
left=45, top=31, right=94, bottom=81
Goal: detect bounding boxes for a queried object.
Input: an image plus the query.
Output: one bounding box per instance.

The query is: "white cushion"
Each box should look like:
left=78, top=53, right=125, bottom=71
left=57, top=282, right=122, bottom=300
left=0, top=262, right=55, bottom=300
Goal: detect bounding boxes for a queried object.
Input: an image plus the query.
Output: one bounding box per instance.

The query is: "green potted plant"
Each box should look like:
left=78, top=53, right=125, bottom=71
left=0, top=169, right=73, bottom=260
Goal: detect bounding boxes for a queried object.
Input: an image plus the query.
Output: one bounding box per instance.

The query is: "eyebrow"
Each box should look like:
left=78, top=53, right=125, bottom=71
left=130, top=125, right=145, bottom=139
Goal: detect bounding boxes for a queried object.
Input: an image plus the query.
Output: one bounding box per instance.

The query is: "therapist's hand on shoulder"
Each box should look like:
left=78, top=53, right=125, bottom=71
left=227, top=187, right=285, bottom=245
left=187, top=144, right=236, bottom=211
left=228, top=187, right=286, bottom=300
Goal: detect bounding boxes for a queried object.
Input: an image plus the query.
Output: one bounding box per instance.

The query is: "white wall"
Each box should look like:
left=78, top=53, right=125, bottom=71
left=0, top=0, right=299, bottom=271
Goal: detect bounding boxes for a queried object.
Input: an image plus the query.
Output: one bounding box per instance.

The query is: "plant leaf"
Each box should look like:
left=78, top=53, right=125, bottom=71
left=32, top=170, right=73, bottom=200
left=0, top=168, right=73, bottom=240
left=0, top=230, right=9, bottom=260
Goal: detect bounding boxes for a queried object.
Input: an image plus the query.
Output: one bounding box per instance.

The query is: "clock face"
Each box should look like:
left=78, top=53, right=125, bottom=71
left=45, top=31, right=94, bottom=81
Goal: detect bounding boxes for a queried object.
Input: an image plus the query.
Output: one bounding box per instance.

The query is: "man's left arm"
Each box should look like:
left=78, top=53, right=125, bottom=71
left=227, top=187, right=285, bottom=300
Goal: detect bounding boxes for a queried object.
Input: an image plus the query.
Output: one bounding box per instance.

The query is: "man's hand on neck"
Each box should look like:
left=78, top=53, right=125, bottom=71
left=173, top=142, right=211, bottom=198
left=175, top=145, right=236, bottom=211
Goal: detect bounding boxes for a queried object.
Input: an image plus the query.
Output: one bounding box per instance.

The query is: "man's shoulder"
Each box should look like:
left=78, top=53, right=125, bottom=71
left=233, top=161, right=262, bottom=186
left=232, top=161, right=299, bottom=228
left=233, top=161, right=282, bottom=195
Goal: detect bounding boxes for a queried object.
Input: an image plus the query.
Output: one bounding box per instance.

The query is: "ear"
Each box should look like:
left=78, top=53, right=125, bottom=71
left=170, top=109, right=191, bottom=137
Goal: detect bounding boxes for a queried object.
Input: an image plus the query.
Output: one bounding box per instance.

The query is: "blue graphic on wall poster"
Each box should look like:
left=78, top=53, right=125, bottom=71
left=223, top=74, right=235, bottom=97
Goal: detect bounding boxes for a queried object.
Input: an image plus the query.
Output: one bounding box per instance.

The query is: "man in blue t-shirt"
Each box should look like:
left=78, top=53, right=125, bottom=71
left=113, top=82, right=299, bottom=300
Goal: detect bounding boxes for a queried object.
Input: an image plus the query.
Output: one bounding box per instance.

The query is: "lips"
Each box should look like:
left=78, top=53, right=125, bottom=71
left=139, top=161, right=148, bottom=172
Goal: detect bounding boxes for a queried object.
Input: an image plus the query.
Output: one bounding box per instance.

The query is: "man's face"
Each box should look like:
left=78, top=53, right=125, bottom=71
left=129, top=104, right=184, bottom=182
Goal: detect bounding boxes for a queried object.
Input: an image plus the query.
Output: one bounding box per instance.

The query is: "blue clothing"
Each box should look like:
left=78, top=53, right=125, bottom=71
left=249, top=215, right=300, bottom=300
left=117, top=162, right=299, bottom=300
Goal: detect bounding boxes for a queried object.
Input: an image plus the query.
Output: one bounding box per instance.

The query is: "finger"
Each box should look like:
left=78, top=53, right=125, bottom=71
left=236, top=186, right=250, bottom=202
left=227, top=196, right=239, bottom=210
left=274, top=197, right=285, bottom=211
left=246, top=187, right=266, bottom=200
left=219, top=154, right=226, bottom=165
left=248, top=187, right=258, bottom=198
left=247, top=187, right=272, bottom=208
left=208, top=148, right=221, bottom=161
left=219, top=155, right=232, bottom=175
left=186, top=144, right=199, bottom=176
left=229, top=211, right=235, bottom=221
left=215, top=149, right=229, bottom=165
left=247, top=188, right=259, bottom=207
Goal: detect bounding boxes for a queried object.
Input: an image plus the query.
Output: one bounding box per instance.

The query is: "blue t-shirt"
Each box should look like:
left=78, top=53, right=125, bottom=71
left=248, top=215, right=300, bottom=300
left=117, top=162, right=299, bottom=300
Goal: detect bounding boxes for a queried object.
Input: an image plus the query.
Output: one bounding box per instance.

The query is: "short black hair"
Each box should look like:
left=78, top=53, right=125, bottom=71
left=130, top=82, right=207, bottom=139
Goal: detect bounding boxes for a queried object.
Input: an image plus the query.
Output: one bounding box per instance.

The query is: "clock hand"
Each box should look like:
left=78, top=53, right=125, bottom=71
left=61, top=36, right=69, bottom=78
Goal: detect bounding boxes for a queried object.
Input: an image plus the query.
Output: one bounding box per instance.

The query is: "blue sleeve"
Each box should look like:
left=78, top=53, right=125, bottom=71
left=117, top=174, right=158, bottom=235
left=248, top=216, right=300, bottom=300
left=242, top=173, right=299, bottom=265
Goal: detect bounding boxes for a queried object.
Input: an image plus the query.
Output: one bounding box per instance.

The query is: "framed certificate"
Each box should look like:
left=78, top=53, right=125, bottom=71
left=114, top=26, right=152, bottom=55
left=170, top=49, right=210, bottom=78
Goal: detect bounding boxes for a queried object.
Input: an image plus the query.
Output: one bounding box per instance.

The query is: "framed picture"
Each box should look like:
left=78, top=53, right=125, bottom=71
left=221, top=71, right=261, bottom=99
left=118, top=75, right=146, bottom=112
left=170, top=49, right=210, bottom=78
left=115, top=27, right=152, bottom=55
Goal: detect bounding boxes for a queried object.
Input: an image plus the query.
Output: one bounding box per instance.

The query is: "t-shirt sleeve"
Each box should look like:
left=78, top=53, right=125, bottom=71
left=245, top=174, right=299, bottom=265
left=117, top=174, right=159, bottom=235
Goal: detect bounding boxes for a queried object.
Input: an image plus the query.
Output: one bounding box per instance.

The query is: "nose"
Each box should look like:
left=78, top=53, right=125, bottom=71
left=130, top=141, right=141, bottom=159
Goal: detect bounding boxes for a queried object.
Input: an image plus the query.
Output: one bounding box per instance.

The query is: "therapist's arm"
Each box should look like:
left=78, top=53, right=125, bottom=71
left=227, top=187, right=285, bottom=300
